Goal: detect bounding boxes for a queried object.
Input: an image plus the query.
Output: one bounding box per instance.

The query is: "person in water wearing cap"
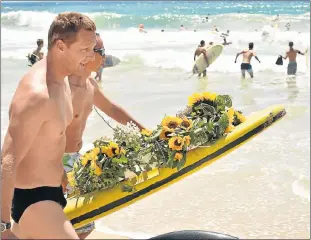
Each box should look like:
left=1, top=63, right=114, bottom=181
left=27, top=39, right=44, bottom=66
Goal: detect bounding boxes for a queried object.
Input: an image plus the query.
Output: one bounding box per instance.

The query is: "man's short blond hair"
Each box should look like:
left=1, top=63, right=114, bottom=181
left=48, top=12, right=96, bottom=50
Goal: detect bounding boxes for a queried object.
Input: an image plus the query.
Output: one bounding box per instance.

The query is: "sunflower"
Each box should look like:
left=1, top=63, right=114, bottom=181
left=141, top=129, right=153, bottom=136
left=187, top=93, right=204, bottom=107
left=101, top=146, right=114, bottom=158
left=109, top=142, right=121, bottom=155
left=227, top=108, right=235, bottom=123
left=235, top=111, right=246, bottom=123
left=81, top=153, right=91, bottom=166
left=225, top=124, right=235, bottom=133
left=183, top=136, right=191, bottom=146
left=180, top=117, right=193, bottom=130
left=161, top=116, right=182, bottom=129
left=168, top=136, right=184, bottom=151
left=160, top=126, right=175, bottom=140
left=174, top=152, right=183, bottom=161
left=91, top=160, right=103, bottom=176
left=202, top=92, right=217, bottom=102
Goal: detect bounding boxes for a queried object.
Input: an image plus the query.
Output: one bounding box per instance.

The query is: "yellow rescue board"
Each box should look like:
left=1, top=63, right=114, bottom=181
left=65, top=105, right=286, bottom=229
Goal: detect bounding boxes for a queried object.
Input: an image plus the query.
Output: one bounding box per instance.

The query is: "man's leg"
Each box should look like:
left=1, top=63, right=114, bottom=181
left=248, top=68, right=254, bottom=78
left=241, top=69, right=246, bottom=78
left=203, top=69, right=207, bottom=77
left=19, top=201, right=79, bottom=239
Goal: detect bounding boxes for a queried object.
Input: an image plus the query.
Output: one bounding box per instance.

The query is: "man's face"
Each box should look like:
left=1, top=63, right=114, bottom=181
left=63, top=29, right=97, bottom=75
left=85, top=36, right=105, bottom=73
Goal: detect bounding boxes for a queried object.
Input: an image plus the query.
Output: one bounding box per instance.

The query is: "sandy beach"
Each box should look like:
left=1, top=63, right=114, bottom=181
left=1, top=1, right=310, bottom=239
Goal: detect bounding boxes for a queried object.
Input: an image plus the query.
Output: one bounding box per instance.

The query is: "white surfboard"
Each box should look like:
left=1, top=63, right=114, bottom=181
left=193, top=44, right=224, bottom=73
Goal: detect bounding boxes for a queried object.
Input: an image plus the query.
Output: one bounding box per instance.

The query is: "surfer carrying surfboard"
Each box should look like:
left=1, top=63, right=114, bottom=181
left=235, top=42, right=261, bottom=78
left=280, top=41, right=307, bottom=75
left=193, top=40, right=210, bottom=77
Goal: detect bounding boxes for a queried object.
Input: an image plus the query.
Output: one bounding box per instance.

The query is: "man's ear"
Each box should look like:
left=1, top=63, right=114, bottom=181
left=55, top=39, right=66, bottom=52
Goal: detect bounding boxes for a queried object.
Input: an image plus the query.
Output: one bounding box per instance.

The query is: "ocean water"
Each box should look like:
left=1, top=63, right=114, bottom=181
left=1, top=1, right=310, bottom=239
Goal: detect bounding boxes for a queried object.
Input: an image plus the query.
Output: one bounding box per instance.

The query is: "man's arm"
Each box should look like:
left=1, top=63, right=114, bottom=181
left=252, top=51, right=261, bottom=63
left=202, top=50, right=209, bottom=67
left=281, top=52, right=288, bottom=60
left=235, top=51, right=244, bottom=63
left=296, top=50, right=305, bottom=55
left=1, top=93, right=47, bottom=223
left=90, top=78, right=145, bottom=130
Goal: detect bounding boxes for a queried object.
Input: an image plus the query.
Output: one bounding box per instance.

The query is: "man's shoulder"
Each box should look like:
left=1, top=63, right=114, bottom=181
left=14, top=74, right=49, bottom=109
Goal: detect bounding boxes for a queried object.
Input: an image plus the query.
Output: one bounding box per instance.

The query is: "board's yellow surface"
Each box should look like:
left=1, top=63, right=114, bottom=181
left=65, top=105, right=286, bottom=229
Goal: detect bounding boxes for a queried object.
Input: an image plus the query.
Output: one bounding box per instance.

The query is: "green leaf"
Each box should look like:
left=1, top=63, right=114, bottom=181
left=217, top=113, right=229, bottom=135
left=122, top=184, right=134, bottom=192
left=176, top=154, right=186, bottom=171
left=112, top=156, right=128, bottom=164
left=215, top=95, right=232, bottom=111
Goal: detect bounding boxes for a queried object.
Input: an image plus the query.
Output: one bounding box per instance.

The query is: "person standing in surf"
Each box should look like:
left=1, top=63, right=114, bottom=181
left=234, top=42, right=261, bottom=78
left=61, top=33, right=145, bottom=239
left=280, top=41, right=306, bottom=75
left=193, top=40, right=210, bottom=77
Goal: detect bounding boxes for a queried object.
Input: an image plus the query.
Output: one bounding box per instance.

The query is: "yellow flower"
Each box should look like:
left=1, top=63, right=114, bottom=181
left=109, top=142, right=120, bottom=155
left=89, top=149, right=99, bottom=161
left=101, top=146, right=114, bottom=158
left=141, top=129, right=153, bottom=136
left=174, top=152, right=183, bottom=161
left=81, top=154, right=91, bottom=166
left=91, top=160, right=102, bottom=176
left=180, top=117, right=193, bottom=130
left=188, top=93, right=204, bottom=107
left=227, top=108, right=235, bottom=123
left=168, top=136, right=184, bottom=151
left=160, top=126, right=175, bottom=140
left=202, top=92, right=217, bottom=102
left=225, top=124, right=235, bottom=133
left=235, top=111, right=246, bottom=123
left=93, top=147, right=100, bottom=155
left=161, top=116, right=182, bottom=129
left=183, top=136, right=191, bottom=146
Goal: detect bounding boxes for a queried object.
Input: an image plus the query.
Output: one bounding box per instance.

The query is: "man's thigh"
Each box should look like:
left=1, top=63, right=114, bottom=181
left=19, top=200, right=78, bottom=239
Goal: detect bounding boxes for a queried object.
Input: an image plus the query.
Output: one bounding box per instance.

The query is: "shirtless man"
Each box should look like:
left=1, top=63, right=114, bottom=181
left=193, top=40, right=209, bottom=77
left=280, top=41, right=306, bottom=75
left=1, top=12, right=97, bottom=239
left=27, top=39, right=44, bottom=66
left=235, top=42, right=261, bottom=78
left=62, top=33, right=145, bottom=239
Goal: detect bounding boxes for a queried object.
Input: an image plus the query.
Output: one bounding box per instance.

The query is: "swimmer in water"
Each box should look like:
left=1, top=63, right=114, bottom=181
left=139, top=24, right=147, bottom=33
left=280, top=41, right=306, bottom=75
left=235, top=42, right=261, bottom=78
